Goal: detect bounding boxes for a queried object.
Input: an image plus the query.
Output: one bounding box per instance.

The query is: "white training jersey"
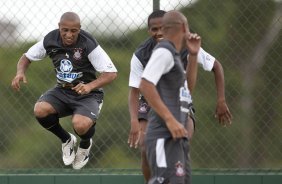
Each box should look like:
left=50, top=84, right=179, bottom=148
left=129, top=48, right=215, bottom=103
left=25, top=40, right=117, bottom=73
left=142, top=48, right=174, bottom=85
left=129, top=47, right=215, bottom=88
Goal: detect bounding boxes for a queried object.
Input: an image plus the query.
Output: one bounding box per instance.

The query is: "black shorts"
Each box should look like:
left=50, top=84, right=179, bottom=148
left=138, top=96, right=150, bottom=121
left=146, top=137, right=191, bottom=184
left=37, top=87, right=103, bottom=121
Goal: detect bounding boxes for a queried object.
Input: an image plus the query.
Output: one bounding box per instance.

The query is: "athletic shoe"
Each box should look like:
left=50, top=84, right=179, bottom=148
left=62, top=133, right=77, bottom=165
left=72, top=139, right=93, bottom=169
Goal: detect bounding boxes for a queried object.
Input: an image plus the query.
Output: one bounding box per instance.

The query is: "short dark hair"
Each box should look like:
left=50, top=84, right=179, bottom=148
left=147, top=10, right=166, bottom=27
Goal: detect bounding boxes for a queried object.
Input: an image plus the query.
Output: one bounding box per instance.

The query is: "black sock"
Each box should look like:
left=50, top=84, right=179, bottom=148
left=76, top=125, right=95, bottom=149
left=36, top=114, right=70, bottom=143
left=79, top=139, right=91, bottom=149
left=48, top=123, right=70, bottom=143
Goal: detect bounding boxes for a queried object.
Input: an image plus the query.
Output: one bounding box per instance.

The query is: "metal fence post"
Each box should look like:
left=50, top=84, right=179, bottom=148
left=153, top=0, right=160, bottom=11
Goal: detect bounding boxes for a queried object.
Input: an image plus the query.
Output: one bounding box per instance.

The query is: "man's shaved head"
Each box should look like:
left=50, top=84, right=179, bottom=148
left=162, top=10, right=188, bottom=32
left=58, top=12, right=81, bottom=46
left=60, top=12, right=81, bottom=24
left=160, top=10, right=191, bottom=51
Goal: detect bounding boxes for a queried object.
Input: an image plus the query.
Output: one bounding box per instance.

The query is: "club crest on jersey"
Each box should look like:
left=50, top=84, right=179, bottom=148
left=139, top=102, right=149, bottom=113
left=157, top=177, right=164, bottom=183
left=175, top=161, right=185, bottom=176
left=73, top=48, right=83, bottom=60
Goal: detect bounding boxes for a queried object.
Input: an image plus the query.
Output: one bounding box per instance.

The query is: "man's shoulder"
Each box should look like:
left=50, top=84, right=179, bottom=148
left=135, top=37, right=156, bottom=53
left=44, top=29, right=59, bottom=40
left=79, top=30, right=100, bottom=54
left=134, top=37, right=157, bottom=66
left=80, top=30, right=97, bottom=41
left=43, top=29, right=60, bottom=48
left=156, top=40, right=177, bottom=55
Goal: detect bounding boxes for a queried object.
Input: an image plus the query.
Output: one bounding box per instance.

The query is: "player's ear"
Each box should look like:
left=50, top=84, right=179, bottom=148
left=181, top=23, right=186, bottom=33
left=147, top=26, right=151, bottom=34
left=183, top=23, right=189, bottom=34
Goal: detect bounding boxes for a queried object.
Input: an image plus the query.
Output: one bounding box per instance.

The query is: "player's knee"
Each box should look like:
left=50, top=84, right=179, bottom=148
left=33, top=102, right=55, bottom=117
left=72, top=117, right=94, bottom=135
left=73, top=122, right=87, bottom=135
left=34, top=105, right=47, bottom=117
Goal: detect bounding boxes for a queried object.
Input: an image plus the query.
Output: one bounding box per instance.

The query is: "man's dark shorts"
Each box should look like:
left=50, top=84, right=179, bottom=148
left=146, top=137, right=191, bottom=184
left=37, top=87, right=103, bottom=121
left=138, top=96, right=150, bottom=121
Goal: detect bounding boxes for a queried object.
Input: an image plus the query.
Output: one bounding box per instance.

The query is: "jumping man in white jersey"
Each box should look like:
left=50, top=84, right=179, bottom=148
left=11, top=12, right=117, bottom=169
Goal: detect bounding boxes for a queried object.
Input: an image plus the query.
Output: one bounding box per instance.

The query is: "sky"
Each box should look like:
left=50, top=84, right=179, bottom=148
left=0, top=0, right=195, bottom=41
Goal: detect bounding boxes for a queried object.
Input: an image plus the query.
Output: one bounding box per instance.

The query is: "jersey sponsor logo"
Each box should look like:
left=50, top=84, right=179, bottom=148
left=180, top=106, right=189, bottom=113
left=179, top=80, right=191, bottom=102
left=180, top=81, right=191, bottom=113
left=175, top=161, right=185, bottom=176
left=56, top=59, right=83, bottom=83
left=73, top=48, right=83, bottom=60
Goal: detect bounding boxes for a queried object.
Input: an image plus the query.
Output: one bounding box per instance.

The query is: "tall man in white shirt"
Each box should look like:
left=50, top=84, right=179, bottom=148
left=128, top=10, right=232, bottom=183
left=139, top=10, right=201, bottom=184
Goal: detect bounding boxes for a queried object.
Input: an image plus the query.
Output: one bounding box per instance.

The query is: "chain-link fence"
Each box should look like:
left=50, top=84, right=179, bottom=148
left=0, top=0, right=281, bottom=172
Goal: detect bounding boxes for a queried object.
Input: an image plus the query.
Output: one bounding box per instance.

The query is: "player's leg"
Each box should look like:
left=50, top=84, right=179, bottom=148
left=34, top=87, right=76, bottom=165
left=34, top=101, right=71, bottom=142
left=138, top=97, right=151, bottom=183
left=146, top=138, right=187, bottom=184
left=71, top=92, right=103, bottom=169
left=145, top=138, right=162, bottom=184
left=184, top=138, right=191, bottom=184
left=139, top=119, right=150, bottom=183
left=185, top=104, right=195, bottom=183
left=71, top=114, right=95, bottom=169
left=186, top=104, right=196, bottom=140
left=186, top=116, right=195, bottom=140
left=166, top=138, right=187, bottom=184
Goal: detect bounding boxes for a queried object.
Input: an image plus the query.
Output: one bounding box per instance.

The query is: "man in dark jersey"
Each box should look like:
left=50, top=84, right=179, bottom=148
left=11, top=12, right=117, bottom=169
left=139, top=10, right=201, bottom=184
left=128, top=10, right=232, bottom=183
left=128, top=10, right=166, bottom=182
